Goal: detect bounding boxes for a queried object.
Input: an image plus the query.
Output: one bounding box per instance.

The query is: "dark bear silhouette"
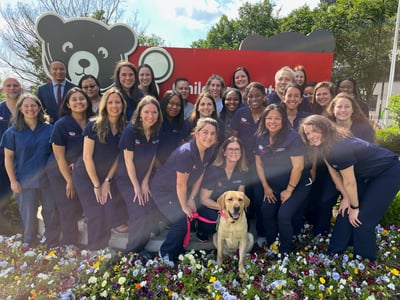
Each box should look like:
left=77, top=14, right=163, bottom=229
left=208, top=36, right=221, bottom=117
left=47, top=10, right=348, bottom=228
left=239, top=29, right=335, bottom=53
left=36, top=13, right=138, bottom=90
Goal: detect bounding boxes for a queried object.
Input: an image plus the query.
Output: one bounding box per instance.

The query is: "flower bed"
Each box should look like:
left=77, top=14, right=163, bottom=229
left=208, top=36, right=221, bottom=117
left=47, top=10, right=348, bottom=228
left=1, top=225, right=399, bottom=299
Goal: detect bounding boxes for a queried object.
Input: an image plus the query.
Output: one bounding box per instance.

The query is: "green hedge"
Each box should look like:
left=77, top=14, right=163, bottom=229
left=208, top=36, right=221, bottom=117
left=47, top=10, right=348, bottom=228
left=381, top=192, right=400, bottom=226
left=376, top=126, right=400, bottom=154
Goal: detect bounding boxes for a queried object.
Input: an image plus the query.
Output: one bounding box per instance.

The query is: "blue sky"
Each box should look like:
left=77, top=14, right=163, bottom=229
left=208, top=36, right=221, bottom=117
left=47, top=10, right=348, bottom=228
left=129, top=0, right=320, bottom=47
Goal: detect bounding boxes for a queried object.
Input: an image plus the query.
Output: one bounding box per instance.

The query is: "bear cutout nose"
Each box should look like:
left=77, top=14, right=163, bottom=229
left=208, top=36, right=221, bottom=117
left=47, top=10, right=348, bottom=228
left=79, top=58, right=90, bottom=69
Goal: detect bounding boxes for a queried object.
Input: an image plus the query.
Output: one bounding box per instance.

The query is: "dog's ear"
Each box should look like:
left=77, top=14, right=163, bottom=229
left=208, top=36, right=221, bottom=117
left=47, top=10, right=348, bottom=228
left=217, top=193, right=226, bottom=209
left=243, top=193, right=251, bottom=208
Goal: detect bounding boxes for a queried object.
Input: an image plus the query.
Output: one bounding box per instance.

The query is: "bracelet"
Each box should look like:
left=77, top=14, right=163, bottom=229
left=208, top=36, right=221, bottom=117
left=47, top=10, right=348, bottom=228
left=94, top=186, right=101, bottom=189
left=350, top=204, right=359, bottom=209
left=288, top=183, right=296, bottom=189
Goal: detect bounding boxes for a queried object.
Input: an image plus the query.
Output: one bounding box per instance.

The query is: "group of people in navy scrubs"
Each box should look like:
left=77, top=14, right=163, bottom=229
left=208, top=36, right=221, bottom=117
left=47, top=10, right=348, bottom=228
left=1, top=62, right=399, bottom=264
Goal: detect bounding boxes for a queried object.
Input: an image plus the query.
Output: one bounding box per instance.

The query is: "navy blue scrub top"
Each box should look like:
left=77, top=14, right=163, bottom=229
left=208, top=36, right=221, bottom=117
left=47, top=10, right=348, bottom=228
left=0, top=102, right=12, bottom=159
left=201, top=165, right=247, bottom=200
left=231, top=106, right=260, bottom=164
left=326, top=137, right=398, bottom=179
left=157, top=118, right=191, bottom=165
left=254, top=129, right=307, bottom=190
left=1, top=122, right=53, bottom=188
left=73, top=120, right=120, bottom=180
left=50, top=115, right=85, bottom=165
left=151, top=139, right=214, bottom=193
left=116, top=122, right=160, bottom=182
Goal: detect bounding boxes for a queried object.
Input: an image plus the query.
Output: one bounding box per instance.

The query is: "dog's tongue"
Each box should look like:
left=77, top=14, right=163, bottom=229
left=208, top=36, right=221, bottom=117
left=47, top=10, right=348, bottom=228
left=232, top=213, right=240, bottom=220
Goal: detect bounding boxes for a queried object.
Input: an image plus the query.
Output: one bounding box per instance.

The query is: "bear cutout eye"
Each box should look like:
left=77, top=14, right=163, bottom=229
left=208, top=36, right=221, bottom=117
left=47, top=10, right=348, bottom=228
left=98, top=47, right=108, bottom=59
left=62, top=42, right=73, bottom=53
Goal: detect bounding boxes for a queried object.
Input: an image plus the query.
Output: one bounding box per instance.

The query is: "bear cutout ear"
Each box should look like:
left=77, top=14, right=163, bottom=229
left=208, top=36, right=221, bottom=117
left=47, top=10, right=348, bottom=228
left=108, top=24, right=138, bottom=55
left=35, top=13, right=65, bottom=41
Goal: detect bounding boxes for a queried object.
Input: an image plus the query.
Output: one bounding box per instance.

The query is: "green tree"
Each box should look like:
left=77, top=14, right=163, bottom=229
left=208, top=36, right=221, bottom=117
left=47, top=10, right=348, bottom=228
left=0, top=0, right=163, bottom=85
left=139, top=34, right=165, bottom=47
left=314, top=0, right=398, bottom=106
left=279, top=6, right=316, bottom=35
left=191, top=0, right=398, bottom=110
left=191, top=0, right=278, bottom=49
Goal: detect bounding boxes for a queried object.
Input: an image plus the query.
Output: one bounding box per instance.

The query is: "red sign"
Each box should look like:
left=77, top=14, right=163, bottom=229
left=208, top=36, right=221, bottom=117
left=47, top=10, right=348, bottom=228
left=129, top=46, right=333, bottom=103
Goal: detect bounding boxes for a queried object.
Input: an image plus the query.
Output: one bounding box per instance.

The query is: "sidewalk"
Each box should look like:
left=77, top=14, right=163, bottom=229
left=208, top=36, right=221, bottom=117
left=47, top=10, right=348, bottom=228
left=39, top=209, right=258, bottom=254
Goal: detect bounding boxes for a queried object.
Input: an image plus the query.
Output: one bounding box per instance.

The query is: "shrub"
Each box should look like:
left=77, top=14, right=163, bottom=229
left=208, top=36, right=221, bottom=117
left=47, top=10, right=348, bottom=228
left=388, top=94, right=400, bottom=128
left=375, top=126, right=400, bottom=154
left=381, top=192, right=400, bottom=226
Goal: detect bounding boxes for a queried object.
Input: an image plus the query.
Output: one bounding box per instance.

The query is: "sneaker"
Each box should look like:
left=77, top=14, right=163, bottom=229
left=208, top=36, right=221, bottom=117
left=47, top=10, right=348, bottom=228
left=256, top=237, right=267, bottom=248
left=113, top=224, right=128, bottom=233
left=158, top=250, right=175, bottom=268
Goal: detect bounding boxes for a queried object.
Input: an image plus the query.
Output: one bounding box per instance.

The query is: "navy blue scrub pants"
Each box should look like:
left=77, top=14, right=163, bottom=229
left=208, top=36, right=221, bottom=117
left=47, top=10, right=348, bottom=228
left=246, top=168, right=265, bottom=238
left=196, top=206, right=218, bottom=240
left=47, top=166, right=82, bottom=246
left=262, top=180, right=311, bottom=254
left=312, top=177, right=340, bottom=236
left=152, top=189, right=188, bottom=260
left=73, top=172, right=125, bottom=250
left=328, top=162, right=400, bottom=261
left=117, top=178, right=153, bottom=253
left=16, top=186, right=59, bottom=245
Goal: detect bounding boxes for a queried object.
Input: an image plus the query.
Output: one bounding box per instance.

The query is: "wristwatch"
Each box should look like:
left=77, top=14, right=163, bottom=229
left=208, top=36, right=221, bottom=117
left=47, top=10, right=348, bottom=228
left=105, top=177, right=112, bottom=183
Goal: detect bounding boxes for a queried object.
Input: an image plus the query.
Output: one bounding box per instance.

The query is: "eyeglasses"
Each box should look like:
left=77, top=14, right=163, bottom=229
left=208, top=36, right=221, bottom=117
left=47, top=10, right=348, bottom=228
left=82, top=84, right=97, bottom=90
left=226, top=148, right=241, bottom=153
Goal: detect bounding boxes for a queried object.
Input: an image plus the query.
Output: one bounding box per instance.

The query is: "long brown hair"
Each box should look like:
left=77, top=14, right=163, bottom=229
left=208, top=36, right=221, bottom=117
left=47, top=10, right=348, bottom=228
left=189, top=92, right=218, bottom=127
left=12, top=93, right=50, bottom=131
left=299, top=114, right=352, bottom=156
left=131, top=95, right=163, bottom=137
left=93, top=87, right=127, bottom=143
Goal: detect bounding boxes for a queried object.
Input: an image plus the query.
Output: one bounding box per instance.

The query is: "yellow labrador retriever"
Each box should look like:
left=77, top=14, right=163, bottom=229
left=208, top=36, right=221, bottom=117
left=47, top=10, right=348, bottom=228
left=213, top=191, right=254, bottom=273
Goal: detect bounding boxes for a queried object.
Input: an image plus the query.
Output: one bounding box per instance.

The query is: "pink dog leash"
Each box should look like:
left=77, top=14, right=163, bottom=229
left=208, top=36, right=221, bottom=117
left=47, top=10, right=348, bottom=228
left=183, top=211, right=227, bottom=248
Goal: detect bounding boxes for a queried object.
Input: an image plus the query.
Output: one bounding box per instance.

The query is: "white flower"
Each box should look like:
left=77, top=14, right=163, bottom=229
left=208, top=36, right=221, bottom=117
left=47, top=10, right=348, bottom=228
left=100, top=290, right=108, bottom=297
left=118, top=276, right=126, bottom=285
left=24, top=250, right=36, bottom=257
left=88, top=276, right=97, bottom=284
left=37, top=273, right=49, bottom=280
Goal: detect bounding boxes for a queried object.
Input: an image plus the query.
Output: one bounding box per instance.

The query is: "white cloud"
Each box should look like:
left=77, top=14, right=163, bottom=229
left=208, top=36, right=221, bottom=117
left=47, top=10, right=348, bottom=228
left=272, top=0, right=320, bottom=17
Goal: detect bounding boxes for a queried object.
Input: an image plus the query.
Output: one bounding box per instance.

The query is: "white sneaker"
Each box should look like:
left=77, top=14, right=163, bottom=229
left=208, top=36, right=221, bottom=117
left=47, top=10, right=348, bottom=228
left=158, top=250, right=175, bottom=268
left=256, top=237, right=267, bottom=248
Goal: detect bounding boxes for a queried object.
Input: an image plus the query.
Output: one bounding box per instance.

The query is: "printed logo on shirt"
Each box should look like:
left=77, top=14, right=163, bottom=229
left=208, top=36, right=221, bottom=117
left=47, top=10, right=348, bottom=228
left=257, top=144, right=266, bottom=154
left=0, top=117, right=4, bottom=120
left=152, top=139, right=160, bottom=144
left=240, top=117, right=250, bottom=125
left=135, top=139, right=142, bottom=145
left=276, top=147, right=286, bottom=152
left=232, top=179, right=243, bottom=185
left=68, top=131, right=76, bottom=136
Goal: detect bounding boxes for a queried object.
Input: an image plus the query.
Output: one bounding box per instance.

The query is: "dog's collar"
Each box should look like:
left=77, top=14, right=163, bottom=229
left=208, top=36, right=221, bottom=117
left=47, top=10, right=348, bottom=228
left=219, top=210, right=237, bottom=223
left=219, top=210, right=228, bottom=220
